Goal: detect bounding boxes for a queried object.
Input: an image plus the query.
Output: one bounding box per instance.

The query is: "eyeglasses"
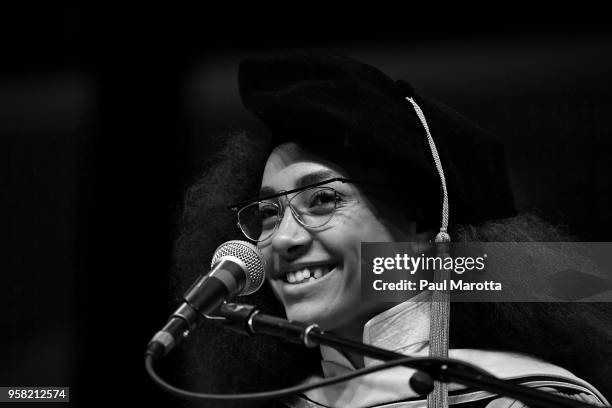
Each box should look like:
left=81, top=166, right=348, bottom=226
left=228, top=178, right=389, bottom=242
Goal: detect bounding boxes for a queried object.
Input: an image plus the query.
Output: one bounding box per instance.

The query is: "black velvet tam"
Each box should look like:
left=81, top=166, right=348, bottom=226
left=239, top=53, right=516, bottom=230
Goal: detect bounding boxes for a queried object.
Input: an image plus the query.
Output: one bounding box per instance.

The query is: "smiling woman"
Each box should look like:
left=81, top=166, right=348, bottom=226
left=169, top=53, right=612, bottom=408
left=256, top=143, right=404, bottom=341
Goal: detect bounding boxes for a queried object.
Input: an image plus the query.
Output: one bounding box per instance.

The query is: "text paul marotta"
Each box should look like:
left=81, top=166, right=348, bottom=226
left=370, top=254, right=502, bottom=292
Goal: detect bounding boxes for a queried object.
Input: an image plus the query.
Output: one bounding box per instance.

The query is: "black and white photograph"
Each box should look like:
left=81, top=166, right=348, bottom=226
left=2, top=8, right=612, bottom=407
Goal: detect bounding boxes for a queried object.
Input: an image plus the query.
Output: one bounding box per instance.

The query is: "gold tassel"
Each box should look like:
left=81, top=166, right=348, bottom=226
left=406, top=96, right=451, bottom=408
left=428, top=233, right=450, bottom=408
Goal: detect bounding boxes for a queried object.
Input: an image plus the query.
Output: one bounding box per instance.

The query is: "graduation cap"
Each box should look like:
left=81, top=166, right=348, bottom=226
left=238, top=52, right=516, bottom=235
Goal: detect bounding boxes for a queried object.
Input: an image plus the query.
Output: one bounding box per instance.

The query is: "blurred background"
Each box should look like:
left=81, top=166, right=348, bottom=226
left=1, top=6, right=611, bottom=406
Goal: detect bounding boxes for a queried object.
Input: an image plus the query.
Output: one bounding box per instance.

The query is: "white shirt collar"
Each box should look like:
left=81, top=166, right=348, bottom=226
left=320, top=291, right=431, bottom=371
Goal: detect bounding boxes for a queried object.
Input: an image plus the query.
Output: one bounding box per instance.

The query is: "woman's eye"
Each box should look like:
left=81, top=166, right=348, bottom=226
left=308, top=190, right=337, bottom=211
left=260, top=206, right=277, bottom=220
left=258, top=205, right=278, bottom=228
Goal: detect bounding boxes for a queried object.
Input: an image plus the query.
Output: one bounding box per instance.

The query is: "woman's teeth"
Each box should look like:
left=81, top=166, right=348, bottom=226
left=286, top=266, right=332, bottom=284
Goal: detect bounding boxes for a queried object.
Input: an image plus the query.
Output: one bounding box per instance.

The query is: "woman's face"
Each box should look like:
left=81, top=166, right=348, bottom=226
left=258, top=143, right=410, bottom=331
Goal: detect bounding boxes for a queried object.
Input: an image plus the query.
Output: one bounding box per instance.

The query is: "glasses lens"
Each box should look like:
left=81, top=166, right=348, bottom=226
left=290, top=187, right=337, bottom=228
left=237, top=201, right=279, bottom=241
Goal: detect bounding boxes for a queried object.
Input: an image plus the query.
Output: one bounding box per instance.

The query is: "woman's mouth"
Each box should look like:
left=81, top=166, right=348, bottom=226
left=283, top=264, right=335, bottom=284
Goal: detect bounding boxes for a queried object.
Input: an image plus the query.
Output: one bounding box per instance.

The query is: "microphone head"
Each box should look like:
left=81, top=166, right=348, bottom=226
left=211, top=240, right=265, bottom=295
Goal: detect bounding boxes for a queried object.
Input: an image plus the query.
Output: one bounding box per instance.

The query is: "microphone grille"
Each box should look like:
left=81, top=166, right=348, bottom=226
left=211, top=240, right=265, bottom=295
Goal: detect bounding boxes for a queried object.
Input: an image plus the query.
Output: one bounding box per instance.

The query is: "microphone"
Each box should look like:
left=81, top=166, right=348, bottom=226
left=146, top=240, right=265, bottom=361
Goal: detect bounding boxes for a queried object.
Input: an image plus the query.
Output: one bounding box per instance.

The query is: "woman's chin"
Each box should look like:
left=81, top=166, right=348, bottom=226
left=285, top=306, right=339, bottom=329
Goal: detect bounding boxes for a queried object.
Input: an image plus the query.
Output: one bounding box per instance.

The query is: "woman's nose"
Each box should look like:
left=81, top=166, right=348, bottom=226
left=271, top=206, right=311, bottom=260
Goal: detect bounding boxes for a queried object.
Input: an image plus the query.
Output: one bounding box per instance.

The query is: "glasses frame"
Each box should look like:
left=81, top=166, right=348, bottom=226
left=236, top=186, right=340, bottom=242
left=228, top=177, right=393, bottom=242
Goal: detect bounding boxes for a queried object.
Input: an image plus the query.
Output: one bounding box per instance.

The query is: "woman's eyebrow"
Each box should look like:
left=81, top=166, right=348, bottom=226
left=296, top=170, right=337, bottom=188
left=258, top=170, right=338, bottom=197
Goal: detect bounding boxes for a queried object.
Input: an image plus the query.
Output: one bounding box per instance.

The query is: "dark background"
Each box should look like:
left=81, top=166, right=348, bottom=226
left=2, top=7, right=611, bottom=406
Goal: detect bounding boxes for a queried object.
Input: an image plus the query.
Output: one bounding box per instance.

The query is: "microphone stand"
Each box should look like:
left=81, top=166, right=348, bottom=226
left=217, top=302, right=602, bottom=408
